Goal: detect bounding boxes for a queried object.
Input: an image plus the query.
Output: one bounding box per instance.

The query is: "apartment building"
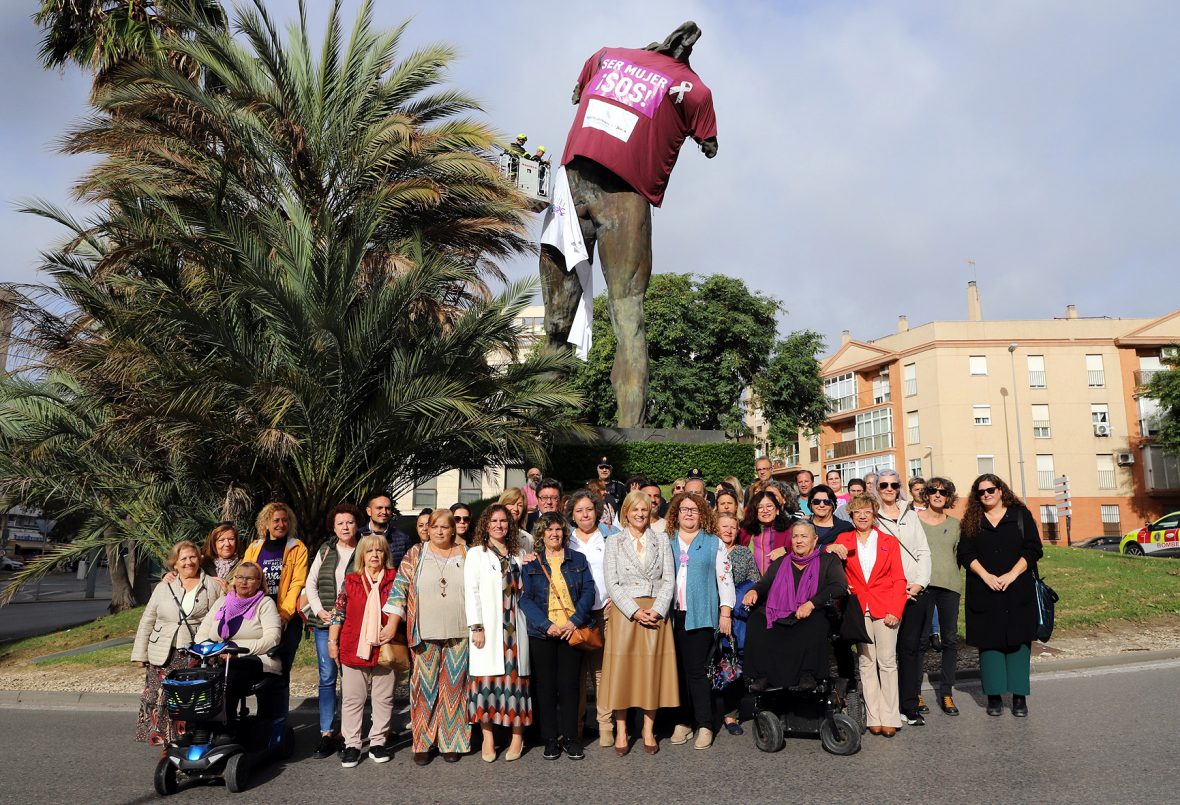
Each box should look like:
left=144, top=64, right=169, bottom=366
left=786, top=283, right=1179, bottom=543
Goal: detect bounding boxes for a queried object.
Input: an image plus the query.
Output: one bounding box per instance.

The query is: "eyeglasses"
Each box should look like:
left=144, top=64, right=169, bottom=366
left=679, top=507, right=699, bottom=514
left=927, top=488, right=948, bottom=497
left=976, top=486, right=999, bottom=498
left=538, top=495, right=560, bottom=502
left=878, top=482, right=901, bottom=490
left=810, top=498, right=833, bottom=506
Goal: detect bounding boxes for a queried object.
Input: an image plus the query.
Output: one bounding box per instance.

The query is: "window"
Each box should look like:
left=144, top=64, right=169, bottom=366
left=855, top=408, right=894, bottom=453
left=1086, top=354, right=1105, bottom=388
left=903, top=363, right=917, bottom=397
left=977, top=455, right=995, bottom=475
left=1100, top=505, right=1122, bottom=537
left=1028, top=355, right=1046, bottom=388
left=908, top=458, right=923, bottom=480
left=1040, top=505, right=1059, bottom=541
left=973, top=405, right=992, bottom=426
left=1031, top=404, right=1051, bottom=438
left=872, top=375, right=891, bottom=405
left=458, top=469, right=483, bottom=504
left=826, top=454, right=896, bottom=481
left=906, top=411, right=919, bottom=444
left=504, top=467, right=527, bottom=491
left=1139, top=396, right=1161, bottom=437
left=969, top=355, right=988, bottom=376
left=1091, top=403, right=1109, bottom=425
left=1096, top=454, right=1116, bottom=490
left=1036, top=454, right=1055, bottom=490
left=824, top=372, right=857, bottom=414
left=1145, top=446, right=1180, bottom=491
left=412, top=475, right=438, bottom=509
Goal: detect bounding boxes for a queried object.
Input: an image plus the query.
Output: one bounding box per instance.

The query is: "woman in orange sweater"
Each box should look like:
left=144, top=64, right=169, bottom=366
left=828, top=493, right=908, bottom=736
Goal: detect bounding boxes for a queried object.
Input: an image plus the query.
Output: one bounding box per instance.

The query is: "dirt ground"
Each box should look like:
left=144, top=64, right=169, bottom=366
left=5, top=619, right=1180, bottom=696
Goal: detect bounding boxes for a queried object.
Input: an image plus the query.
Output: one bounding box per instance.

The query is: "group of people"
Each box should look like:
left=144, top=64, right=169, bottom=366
left=132, top=460, right=1045, bottom=766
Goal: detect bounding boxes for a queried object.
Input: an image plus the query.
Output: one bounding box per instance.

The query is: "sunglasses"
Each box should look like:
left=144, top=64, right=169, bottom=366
left=976, top=486, right=999, bottom=498
left=878, top=482, right=901, bottom=490
left=454, top=515, right=471, bottom=522
left=810, top=498, right=833, bottom=506
left=927, top=488, right=948, bottom=496
left=597, top=464, right=611, bottom=469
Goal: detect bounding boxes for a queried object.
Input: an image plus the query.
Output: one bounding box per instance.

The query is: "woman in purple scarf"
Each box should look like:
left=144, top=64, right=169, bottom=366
left=741, top=522, right=847, bottom=691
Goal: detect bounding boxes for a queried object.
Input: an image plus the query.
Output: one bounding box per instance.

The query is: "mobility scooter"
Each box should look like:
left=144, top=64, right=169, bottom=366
left=154, top=640, right=294, bottom=795
left=750, top=674, right=866, bottom=756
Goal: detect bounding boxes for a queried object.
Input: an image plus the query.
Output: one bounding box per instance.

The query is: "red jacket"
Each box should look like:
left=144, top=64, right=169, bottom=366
left=834, top=528, right=908, bottom=620
left=337, top=569, right=398, bottom=668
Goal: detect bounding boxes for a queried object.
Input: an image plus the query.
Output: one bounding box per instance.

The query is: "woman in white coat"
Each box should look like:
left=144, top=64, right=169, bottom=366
left=464, top=503, right=533, bottom=761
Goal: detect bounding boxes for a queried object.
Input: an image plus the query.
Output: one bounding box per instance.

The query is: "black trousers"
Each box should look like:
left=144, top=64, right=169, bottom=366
left=224, top=655, right=265, bottom=726
left=529, top=636, right=581, bottom=742
left=898, top=594, right=931, bottom=713
left=926, top=586, right=960, bottom=696
left=277, top=617, right=302, bottom=677
left=672, top=611, right=715, bottom=729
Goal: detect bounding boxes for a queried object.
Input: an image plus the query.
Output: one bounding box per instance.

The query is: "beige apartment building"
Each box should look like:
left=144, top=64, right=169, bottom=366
left=781, top=283, right=1180, bottom=543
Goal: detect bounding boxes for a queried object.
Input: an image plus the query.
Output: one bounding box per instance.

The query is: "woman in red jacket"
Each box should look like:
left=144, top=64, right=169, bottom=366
left=829, top=494, right=908, bottom=736
left=328, top=535, right=399, bottom=768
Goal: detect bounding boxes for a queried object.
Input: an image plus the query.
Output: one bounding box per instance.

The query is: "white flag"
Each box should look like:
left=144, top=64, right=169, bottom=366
left=540, top=166, right=593, bottom=360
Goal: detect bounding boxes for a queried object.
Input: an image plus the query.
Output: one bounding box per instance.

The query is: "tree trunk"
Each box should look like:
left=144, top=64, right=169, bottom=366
left=107, top=541, right=136, bottom=613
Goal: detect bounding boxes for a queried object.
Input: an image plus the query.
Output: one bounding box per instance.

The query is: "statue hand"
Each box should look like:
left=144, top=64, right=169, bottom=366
left=700, top=137, right=718, bottom=158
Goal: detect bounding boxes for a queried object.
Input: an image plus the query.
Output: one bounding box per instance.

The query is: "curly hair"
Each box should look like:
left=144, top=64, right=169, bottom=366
left=325, top=503, right=364, bottom=537
left=961, top=474, right=1023, bottom=539
left=255, top=502, right=298, bottom=542
left=471, top=503, right=524, bottom=553
left=531, top=511, right=570, bottom=551
left=565, top=489, right=604, bottom=526
left=666, top=492, right=717, bottom=536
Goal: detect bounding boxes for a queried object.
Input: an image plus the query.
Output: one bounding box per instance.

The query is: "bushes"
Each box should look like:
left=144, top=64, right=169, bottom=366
left=548, top=442, right=755, bottom=489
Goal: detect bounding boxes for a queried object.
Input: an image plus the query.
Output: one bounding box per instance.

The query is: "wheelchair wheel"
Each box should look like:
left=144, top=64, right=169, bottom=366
left=845, top=689, right=867, bottom=734
left=753, top=711, right=785, bottom=753
left=224, top=753, right=249, bottom=794
left=153, top=756, right=178, bottom=796
left=820, top=713, right=861, bottom=756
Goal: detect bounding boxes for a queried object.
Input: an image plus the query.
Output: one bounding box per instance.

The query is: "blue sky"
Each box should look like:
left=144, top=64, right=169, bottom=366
left=2, top=0, right=1177, bottom=354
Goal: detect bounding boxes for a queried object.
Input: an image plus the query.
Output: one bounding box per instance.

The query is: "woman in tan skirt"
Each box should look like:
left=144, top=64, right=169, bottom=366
left=601, top=490, right=679, bottom=756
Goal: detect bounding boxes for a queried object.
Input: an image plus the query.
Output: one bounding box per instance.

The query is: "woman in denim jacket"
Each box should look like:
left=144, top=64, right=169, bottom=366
left=519, top=512, right=597, bottom=761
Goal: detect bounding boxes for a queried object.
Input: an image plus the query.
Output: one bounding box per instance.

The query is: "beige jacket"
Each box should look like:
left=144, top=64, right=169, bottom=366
left=131, top=574, right=225, bottom=667
left=195, top=595, right=283, bottom=674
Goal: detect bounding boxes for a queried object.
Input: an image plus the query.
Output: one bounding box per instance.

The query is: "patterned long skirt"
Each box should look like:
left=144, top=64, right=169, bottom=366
left=134, top=651, right=194, bottom=745
left=410, top=638, right=471, bottom=753
left=468, top=572, right=533, bottom=727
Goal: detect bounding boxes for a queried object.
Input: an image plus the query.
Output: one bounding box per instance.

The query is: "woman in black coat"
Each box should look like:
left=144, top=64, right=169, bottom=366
left=742, top=522, right=847, bottom=690
left=957, top=474, right=1044, bottom=718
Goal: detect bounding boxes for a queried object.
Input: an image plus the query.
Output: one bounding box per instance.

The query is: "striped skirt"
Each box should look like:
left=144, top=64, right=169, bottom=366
left=410, top=637, right=471, bottom=753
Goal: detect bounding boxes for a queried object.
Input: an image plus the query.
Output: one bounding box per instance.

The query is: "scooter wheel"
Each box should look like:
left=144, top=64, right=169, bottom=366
left=153, top=756, right=179, bottom=796
left=280, top=725, right=295, bottom=761
left=225, top=753, right=249, bottom=794
left=752, top=710, right=785, bottom=753
left=820, top=713, right=861, bottom=756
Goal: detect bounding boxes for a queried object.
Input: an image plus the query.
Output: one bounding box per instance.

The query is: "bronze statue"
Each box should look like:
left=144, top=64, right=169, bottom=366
left=540, top=22, right=719, bottom=428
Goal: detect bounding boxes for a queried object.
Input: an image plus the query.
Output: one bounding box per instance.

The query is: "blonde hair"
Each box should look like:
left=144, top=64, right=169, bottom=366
left=618, top=489, right=652, bottom=531
left=255, top=502, right=298, bottom=542
left=846, top=493, right=880, bottom=516
left=166, top=540, right=201, bottom=572
left=231, top=561, right=263, bottom=583
left=428, top=509, right=457, bottom=541
left=352, top=534, right=392, bottom=574
left=498, top=487, right=528, bottom=528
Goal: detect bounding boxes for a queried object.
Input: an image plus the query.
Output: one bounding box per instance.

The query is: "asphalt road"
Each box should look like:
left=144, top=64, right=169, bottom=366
left=2, top=660, right=1178, bottom=804
left=0, top=570, right=114, bottom=643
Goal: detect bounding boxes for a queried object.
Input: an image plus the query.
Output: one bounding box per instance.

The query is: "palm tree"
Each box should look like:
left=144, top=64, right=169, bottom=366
left=2, top=0, right=582, bottom=606
left=35, top=0, right=227, bottom=91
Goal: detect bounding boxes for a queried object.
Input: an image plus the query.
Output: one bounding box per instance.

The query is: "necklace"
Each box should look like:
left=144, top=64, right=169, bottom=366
left=426, top=544, right=457, bottom=597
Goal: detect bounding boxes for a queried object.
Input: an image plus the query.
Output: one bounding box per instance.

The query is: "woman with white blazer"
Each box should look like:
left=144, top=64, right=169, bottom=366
left=464, top=503, right=533, bottom=761
left=600, top=490, right=679, bottom=756
left=132, top=540, right=225, bottom=744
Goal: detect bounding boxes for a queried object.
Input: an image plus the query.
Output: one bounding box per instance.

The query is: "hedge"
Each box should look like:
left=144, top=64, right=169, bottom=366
left=547, top=442, right=755, bottom=489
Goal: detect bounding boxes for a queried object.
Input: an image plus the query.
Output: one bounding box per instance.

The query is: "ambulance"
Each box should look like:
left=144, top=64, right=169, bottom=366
left=1120, top=511, right=1180, bottom=557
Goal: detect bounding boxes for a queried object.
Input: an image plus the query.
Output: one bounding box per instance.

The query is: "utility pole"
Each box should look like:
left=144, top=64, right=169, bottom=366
left=925, top=445, right=935, bottom=478
left=1008, top=343, right=1028, bottom=499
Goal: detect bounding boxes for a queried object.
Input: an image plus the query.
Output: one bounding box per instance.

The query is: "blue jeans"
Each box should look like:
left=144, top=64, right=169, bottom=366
left=312, top=627, right=338, bottom=733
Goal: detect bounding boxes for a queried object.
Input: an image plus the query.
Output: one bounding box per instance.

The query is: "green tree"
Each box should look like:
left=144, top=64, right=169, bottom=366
left=752, top=330, right=828, bottom=449
left=1146, top=348, right=1180, bottom=456
left=1, top=0, right=581, bottom=606
left=571, top=273, right=780, bottom=430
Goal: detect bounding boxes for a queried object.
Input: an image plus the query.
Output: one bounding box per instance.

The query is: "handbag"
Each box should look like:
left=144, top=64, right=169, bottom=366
left=538, top=557, right=604, bottom=652
left=708, top=634, right=742, bottom=691
left=1033, top=571, right=1058, bottom=643
left=839, top=593, right=873, bottom=644
left=377, top=639, right=411, bottom=672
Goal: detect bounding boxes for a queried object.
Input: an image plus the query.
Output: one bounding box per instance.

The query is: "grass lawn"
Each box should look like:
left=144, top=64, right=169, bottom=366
left=3, top=546, right=1177, bottom=669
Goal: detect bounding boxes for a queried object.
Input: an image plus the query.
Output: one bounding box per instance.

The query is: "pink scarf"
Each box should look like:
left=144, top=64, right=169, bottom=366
left=354, top=573, right=383, bottom=661
left=215, top=589, right=265, bottom=640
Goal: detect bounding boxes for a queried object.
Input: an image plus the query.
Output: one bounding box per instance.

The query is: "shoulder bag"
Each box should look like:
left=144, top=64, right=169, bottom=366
left=1016, top=511, right=1057, bottom=642
left=538, top=557, right=603, bottom=652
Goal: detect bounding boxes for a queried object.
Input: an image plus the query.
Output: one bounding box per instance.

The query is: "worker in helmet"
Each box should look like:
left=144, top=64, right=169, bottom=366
left=509, top=133, right=529, bottom=157
left=534, top=145, right=550, bottom=163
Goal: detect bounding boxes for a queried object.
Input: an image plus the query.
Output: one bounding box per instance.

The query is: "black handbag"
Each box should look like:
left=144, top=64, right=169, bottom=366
left=1033, top=571, right=1058, bottom=643
left=839, top=593, right=873, bottom=644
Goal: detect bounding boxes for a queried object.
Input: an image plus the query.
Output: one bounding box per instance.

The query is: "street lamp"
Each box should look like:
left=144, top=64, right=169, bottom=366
left=925, top=445, right=935, bottom=477
left=1008, top=343, right=1028, bottom=498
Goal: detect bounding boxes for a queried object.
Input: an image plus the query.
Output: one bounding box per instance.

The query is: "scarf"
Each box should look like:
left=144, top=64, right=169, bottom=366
left=216, top=589, right=265, bottom=640
left=355, top=572, right=383, bottom=661
left=753, top=528, right=779, bottom=574
left=763, top=548, right=822, bottom=627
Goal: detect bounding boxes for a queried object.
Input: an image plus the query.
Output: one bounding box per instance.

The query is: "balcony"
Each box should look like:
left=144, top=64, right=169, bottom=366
left=856, top=433, right=894, bottom=454
left=1037, top=470, right=1054, bottom=490
left=1032, top=420, right=1051, bottom=438
left=1097, top=469, right=1116, bottom=490
left=827, top=440, right=859, bottom=460
left=903, top=378, right=917, bottom=397
left=828, top=394, right=857, bottom=415
left=1087, top=369, right=1105, bottom=388
left=1135, top=369, right=1159, bottom=387
left=1028, top=370, right=1046, bottom=389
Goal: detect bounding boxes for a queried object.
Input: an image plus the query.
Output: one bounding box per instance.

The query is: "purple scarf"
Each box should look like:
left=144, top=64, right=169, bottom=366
left=763, top=549, right=821, bottom=627
left=215, top=589, right=265, bottom=640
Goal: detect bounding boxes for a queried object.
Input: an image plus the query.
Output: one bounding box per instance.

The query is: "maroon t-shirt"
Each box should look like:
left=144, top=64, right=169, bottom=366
left=560, top=47, right=717, bottom=207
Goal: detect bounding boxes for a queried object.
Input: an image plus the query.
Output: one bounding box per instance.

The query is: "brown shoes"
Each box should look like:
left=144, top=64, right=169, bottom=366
left=867, top=725, right=883, bottom=735
left=880, top=726, right=897, bottom=737
left=413, top=752, right=431, bottom=766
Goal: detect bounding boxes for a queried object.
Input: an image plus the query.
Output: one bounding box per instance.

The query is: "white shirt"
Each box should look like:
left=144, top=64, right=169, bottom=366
left=650, top=517, right=667, bottom=535
left=673, top=534, right=736, bottom=612
left=857, top=530, right=879, bottom=583
left=303, top=543, right=356, bottom=617
left=569, top=529, right=608, bottom=610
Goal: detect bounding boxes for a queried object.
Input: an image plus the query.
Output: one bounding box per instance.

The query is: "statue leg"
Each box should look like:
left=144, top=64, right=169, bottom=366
left=595, top=196, right=653, bottom=428
left=539, top=231, right=596, bottom=351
